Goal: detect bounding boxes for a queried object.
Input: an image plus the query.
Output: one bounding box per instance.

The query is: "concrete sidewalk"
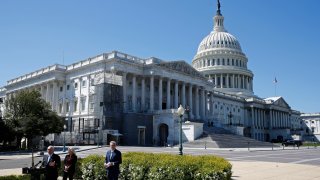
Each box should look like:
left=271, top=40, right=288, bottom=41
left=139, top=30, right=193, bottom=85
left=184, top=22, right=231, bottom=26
left=231, top=161, right=320, bottom=180
left=0, top=145, right=102, bottom=160
left=1, top=161, right=320, bottom=179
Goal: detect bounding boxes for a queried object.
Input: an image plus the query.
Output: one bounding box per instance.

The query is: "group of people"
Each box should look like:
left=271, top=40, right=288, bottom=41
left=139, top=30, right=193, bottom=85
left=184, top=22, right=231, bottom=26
left=42, top=141, right=122, bottom=180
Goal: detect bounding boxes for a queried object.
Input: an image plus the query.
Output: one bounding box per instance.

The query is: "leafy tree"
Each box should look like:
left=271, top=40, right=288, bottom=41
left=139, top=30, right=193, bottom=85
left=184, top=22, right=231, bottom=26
left=0, top=120, right=15, bottom=145
left=4, top=90, right=64, bottom=148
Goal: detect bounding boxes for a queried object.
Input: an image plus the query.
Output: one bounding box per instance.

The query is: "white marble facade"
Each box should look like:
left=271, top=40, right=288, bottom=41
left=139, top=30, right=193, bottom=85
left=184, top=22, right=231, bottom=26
left=0, top=2, right=306, bottom=145
left=301, top=113, right=320, bottom=142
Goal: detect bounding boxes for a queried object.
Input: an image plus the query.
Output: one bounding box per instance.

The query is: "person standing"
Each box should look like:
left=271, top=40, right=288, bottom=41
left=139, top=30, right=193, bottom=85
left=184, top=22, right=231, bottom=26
left=42, top=146, right=61, bottom=180
left=63, top=147, right=78, bottom=180
left=104, top=141, right=122, bottom=180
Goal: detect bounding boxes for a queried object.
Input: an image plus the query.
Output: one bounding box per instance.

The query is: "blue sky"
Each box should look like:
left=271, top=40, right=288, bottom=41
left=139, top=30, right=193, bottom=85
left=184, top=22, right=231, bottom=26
left=0, top=0, right=319, bottom=113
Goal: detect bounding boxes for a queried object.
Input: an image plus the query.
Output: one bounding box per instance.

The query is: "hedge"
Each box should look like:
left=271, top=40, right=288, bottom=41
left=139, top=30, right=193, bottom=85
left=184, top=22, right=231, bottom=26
left=80, top=152, right=232, bottom=180
left=0, top=175, right=30, bottom=180
left=0, top=153, right=232, bottom=180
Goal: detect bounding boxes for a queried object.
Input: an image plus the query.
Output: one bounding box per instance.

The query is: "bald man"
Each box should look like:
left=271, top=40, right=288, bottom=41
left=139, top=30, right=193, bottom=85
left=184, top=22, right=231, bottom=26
left=42, top=146, right=61, bottom=180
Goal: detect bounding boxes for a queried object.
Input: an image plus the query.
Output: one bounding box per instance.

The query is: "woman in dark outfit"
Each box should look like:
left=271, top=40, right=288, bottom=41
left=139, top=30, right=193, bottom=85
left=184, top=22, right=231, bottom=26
left=63, top=147, right=77, bottom=180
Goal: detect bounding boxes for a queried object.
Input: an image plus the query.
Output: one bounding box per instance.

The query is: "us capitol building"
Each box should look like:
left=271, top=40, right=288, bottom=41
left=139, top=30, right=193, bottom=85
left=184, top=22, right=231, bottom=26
left=0, top=2, right=318, bottom=145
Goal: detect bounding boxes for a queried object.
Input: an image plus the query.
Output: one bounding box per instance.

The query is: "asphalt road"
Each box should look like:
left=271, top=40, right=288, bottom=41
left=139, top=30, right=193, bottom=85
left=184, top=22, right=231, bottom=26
left=1, top=146, right=320, bottom=170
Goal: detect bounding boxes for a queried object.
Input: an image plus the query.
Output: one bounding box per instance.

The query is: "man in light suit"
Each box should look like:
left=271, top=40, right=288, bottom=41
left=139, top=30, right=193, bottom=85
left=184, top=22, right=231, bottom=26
left=42, top=146, right=61, bottom=180
left=104, top=141, right=122, bottom=180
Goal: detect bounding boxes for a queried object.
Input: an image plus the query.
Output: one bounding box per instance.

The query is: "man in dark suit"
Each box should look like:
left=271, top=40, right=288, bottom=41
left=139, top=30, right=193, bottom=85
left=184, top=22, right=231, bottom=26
left=42, top=146, right=61, bottom=180
left=104, top=141, right=122, bottom=180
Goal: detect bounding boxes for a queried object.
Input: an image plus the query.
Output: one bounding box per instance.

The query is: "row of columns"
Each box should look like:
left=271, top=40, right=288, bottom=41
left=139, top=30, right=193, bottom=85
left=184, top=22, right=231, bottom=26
left=194, top=58, right=247, bottom=69
left=122, top=73, right=214, bottom=120
left=270, top=110, right=290, bottom=129
left=251, top=107, right=291, bottom=129
left=251, top=108, right=266, bottom=129
left=210, top=74, right=253, bottom=91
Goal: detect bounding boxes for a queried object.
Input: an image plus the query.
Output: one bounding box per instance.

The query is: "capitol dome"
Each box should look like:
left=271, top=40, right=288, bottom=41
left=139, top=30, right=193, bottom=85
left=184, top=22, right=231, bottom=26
left=197, top=31, right=242, bottom=54
left=192, top=1, right=254, bottom=97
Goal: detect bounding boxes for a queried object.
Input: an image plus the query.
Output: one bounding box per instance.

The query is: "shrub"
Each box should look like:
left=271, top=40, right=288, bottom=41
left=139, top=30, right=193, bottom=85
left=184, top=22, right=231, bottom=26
left=80, top=154, right=106, bottom=180
left=0, top=175, right=30, bottom=180
left=120, top=152, right=232, bottom=180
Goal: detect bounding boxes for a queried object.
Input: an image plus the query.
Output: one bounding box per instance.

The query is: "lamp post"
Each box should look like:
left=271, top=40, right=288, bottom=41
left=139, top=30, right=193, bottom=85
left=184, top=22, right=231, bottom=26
left=97, top=126, right=102, bottom=147
left=177, top=105, right=185, bottom=155
left=63, top=124, right=67, bottom=152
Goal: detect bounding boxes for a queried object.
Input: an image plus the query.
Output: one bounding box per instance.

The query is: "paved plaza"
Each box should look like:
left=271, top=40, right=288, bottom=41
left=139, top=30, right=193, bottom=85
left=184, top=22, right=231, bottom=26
left=1, top=146, right=320, bottom=179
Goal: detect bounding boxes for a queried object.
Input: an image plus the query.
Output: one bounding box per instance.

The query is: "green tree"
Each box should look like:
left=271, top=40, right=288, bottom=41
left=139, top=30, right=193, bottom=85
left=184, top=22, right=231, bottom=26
left=0, top=120, right=15, bottom=145
left=4, top=90, right=64, bottom=149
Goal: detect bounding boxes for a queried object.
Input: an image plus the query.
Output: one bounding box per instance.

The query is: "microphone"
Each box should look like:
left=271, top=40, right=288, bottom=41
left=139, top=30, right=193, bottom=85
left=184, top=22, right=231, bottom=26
left=35, top=161, right=42, bottom=167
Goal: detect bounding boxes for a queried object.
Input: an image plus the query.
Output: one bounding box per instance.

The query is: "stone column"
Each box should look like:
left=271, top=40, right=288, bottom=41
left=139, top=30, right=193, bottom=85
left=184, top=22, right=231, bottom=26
left=210, top=92, right=214, bottom=117
left=122, top=73, right=127, bottom=112
left=232, top=74, right=235, bottom=88
left=86, top=76, right=91, bottom=114
left=174, top=80, right=179, bottom=108
left=46, top=83, right=50, bottom=103
left=158, top=78, right=163, bottom=110
left=181, top=82, right=186, bottom=107
left=203, top=90, right=207, bottom=120
left=251, top=107, right=255, bottom=128
left=195, top=87, right=200, bottom=119
left=52, top=81, right=59, bottom=111
left=188, top=84, right=193, bottom=118
left=141, top=77, right=145, bottom=112
left=226, top=74, right=229, bottom=88
left=150, top=76, right=154, bottom=112
left=214, top=74, right=217, bottom=87
left=220, top=74, right=223, bottom=88
left=166, top=79, right=171, bottom=109
left=77, top=80, right=81, bottom=113
left=40, top=85, right=44, bottom=99
left=270, top=110, right=273, bottom=129
left=132, top=75, right=137, bottom=112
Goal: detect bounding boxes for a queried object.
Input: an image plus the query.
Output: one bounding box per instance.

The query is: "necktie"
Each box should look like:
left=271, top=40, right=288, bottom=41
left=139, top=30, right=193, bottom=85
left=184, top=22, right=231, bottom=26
left=48, top=155, right=51, bottom=164
left=110, top=152, right=113, bottom=160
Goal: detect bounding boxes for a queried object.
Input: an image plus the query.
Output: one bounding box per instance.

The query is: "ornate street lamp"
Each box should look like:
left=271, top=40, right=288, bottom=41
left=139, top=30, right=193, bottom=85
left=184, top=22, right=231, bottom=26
left=63, top=124, right=67, bottom=152
left=177, top=105, right=185, bottom=155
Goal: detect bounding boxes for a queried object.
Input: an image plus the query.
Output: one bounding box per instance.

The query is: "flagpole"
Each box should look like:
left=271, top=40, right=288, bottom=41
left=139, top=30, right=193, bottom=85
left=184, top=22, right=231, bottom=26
left=273, top=77, right=277, bottom=96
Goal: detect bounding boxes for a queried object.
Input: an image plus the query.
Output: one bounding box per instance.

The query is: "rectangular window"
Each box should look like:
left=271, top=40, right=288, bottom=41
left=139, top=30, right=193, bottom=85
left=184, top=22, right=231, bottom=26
left=89, top=95, right=95, bottom=110
left=59, top=103, right=63, bottom=113
left=82, top=80, right=86, bottom=87
left=67, top=85, right=70, bottom=90
left=66, top=102, right=70, bottom=112
left=74, top=101, right=78, bottom=112
left=74, top=83, right=78, bottom=89
left=60, top=86, right=63, bottom=92
left=81, top=97, right=86, bottom=111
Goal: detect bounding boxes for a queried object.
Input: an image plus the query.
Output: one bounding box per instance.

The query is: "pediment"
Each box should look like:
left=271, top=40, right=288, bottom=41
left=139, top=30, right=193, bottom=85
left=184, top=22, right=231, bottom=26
left=156, top=61, right=205, bottom=79
left=265, top=97, right=291, bottom=109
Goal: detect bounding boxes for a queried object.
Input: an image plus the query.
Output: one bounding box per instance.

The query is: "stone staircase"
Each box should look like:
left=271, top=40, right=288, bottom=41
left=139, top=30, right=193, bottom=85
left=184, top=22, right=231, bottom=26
left=182, top=126, right=278, bottom=148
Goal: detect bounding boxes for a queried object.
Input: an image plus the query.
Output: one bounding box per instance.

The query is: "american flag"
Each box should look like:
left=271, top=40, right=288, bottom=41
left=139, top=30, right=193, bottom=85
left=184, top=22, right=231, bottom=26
left=273, top=77, right=278, bottom=83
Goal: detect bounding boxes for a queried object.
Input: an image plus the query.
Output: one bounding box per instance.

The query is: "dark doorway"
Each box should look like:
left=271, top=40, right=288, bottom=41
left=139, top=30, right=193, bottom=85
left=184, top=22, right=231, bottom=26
left=243, top=127, right=251, bottom=138
left=159, top=124, right=169, bottom=146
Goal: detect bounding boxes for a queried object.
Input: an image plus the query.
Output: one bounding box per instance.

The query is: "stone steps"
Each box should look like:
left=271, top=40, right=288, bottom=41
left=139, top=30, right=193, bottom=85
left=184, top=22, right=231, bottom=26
left=182, top=126, right=278, bottom=148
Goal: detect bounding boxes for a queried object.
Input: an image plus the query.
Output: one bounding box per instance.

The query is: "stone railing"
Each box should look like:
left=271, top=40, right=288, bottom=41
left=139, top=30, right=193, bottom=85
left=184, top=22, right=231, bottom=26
left=6, top=51, right=151, bottom=86
left=66, top=51, right=146, bottom=71
left=7, top=64, right=67, bottom=85
left=153, top=109, right=178, bottom=115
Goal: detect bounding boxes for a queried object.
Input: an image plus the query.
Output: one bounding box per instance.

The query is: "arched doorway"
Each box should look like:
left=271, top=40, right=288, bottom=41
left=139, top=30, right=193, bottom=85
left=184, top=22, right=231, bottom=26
left=159, top=123, right=169, bottom=146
